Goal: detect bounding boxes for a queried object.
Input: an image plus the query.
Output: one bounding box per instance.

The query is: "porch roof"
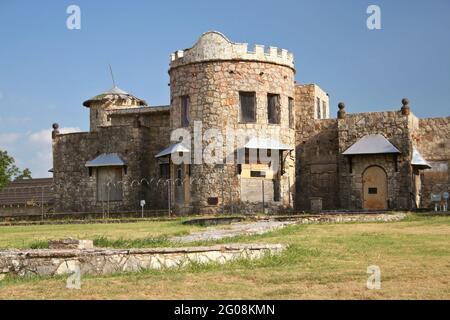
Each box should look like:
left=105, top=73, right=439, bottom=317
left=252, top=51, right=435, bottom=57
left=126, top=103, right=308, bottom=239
left=85, top=153, right=125, bottom=167
left=155, top=142, right=190, bottom=158
left=411, top=147, right=432, bottom=169
left=342, top=134, right=401, bottom=155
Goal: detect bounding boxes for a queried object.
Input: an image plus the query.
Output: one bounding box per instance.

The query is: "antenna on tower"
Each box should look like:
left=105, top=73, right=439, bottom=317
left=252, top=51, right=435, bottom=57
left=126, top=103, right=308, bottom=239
left=109, top=64, right=117, bottom=88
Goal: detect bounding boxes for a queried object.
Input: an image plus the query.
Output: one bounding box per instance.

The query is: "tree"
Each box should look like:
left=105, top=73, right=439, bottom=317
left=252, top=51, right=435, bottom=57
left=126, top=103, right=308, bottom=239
left=0, top=150, right=32, bottom=189
left=15, top=168, right=32, bottom=180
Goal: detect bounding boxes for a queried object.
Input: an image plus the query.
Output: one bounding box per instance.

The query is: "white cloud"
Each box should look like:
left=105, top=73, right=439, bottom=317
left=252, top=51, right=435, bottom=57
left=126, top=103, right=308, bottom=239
left=0, top=127, right=81, bottom=178
left=26, top=127, right=81, bottom=177
left=0, top=133, right=21, bottom=147
left=28, top=127, right=81, bottom=147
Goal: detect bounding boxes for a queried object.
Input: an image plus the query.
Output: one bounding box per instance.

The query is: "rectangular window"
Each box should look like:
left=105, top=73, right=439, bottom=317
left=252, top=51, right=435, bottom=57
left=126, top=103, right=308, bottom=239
left=250, top=170, right=266, bottom=178
left=181, top=95, right=190, bottom=127
left=322, top=101, right=327, bottom=119
left=267, top=94, right=281, bottom=124
left=288, top=97, right=294, bottom=129
left=239, top=92, right=256, bottom=123
left=368, top=187, right=378, bottom=194
left=159, top=163, right=170, bottom=179
left=97, top=167, right=123, bottom=202
left=316, top=97, right=321, bottom=119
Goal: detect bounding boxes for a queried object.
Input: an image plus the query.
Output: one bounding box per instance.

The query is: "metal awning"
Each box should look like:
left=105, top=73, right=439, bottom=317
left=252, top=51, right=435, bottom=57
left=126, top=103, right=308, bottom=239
left=85, top=153, right=125, bottom=167
left=411, top=147, right=432, bottom=169
left=155, top=142, right=190, bottom=158
left=244, top=137, right=294, bottom=150
left=342, top=134, right=400, bottom=155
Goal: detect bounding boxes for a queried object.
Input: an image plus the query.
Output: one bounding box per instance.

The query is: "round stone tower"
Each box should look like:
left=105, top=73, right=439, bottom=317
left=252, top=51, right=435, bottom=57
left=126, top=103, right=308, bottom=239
left=168, top=31, right=296, bottom=214
left=83, top=86, right=147, bottom=132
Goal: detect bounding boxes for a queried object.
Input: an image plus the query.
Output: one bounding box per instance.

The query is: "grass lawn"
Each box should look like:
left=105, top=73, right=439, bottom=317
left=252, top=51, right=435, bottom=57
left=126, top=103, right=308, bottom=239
left=0, top=219, right=205, bottom=249
left=0, top=214, right=449, bottom=299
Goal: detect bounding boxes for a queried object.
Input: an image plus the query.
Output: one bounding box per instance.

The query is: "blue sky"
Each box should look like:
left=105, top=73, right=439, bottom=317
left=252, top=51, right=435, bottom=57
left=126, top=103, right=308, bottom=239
left=0, top=0, right=449, bottom=177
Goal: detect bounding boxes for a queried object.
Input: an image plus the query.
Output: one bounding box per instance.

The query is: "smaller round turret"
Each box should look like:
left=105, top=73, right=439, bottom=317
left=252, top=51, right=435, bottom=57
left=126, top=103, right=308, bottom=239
left=83, top=86, right=147, bottom=132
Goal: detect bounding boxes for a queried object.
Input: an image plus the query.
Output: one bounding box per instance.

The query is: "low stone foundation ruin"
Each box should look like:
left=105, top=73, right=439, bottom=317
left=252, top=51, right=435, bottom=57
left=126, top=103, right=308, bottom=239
left=0, top=244, right=286, bottom=278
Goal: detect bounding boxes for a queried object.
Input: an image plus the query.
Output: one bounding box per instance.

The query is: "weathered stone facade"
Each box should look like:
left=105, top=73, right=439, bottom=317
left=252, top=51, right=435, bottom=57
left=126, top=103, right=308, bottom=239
left=169, top=32, right=295, bottom=214
left=51, top=31, right=449, bottom=214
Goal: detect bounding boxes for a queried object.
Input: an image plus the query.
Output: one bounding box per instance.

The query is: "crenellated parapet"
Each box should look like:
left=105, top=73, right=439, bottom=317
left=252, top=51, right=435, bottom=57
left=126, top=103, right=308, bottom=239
left=169, top=31, right=295, bottom=70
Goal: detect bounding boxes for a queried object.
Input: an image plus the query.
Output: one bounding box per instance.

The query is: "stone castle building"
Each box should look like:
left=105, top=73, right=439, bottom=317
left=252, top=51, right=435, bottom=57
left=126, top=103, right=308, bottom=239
left=51, top=31, right=450, bottom=214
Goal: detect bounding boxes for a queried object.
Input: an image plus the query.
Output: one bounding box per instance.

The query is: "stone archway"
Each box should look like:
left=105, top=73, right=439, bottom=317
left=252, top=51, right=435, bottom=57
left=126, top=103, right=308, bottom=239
left=362, top=166, right=388, bottom=210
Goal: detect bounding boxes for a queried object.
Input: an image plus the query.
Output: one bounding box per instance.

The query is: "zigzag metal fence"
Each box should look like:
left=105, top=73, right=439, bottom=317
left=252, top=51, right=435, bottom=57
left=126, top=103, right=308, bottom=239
left=0, top=173, right=291, bottom=221
left=0, top=177, right=229, bottom=221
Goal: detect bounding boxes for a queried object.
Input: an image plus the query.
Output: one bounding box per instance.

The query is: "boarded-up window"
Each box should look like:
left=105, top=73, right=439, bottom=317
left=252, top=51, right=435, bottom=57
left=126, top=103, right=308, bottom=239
left=316, top=97, right=321, bottom=119
left=288, top=97, right=294, bottom=129
left=181, top=95, right=190, bottom=127
left=239, top=92, right=256, bottom=123
left=268, top=94, right=281, bottom=124
left=160, top=163, right=170, bottom=179
left=97, top=167, right=123, bottom=202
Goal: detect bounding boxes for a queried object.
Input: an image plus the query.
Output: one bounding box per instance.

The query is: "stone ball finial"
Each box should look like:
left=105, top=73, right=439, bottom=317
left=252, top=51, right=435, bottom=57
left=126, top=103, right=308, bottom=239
left=337, top=102, right=346, bottom=119
left=401, top=97, right=410, bottom=115
left=52, top=123, right=59, bottom=130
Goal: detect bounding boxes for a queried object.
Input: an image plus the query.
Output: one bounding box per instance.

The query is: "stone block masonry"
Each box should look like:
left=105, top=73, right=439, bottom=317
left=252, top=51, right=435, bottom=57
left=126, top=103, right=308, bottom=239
left=0, top=244, right=286, bottom=278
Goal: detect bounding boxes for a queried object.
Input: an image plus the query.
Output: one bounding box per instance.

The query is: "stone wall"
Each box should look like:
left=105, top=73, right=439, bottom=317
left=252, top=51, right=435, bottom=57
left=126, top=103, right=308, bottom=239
left=294, top=84, right=339, bottom=210
left=337, top=111, right=413, bottom=210
left=52, top=116, right=170, bottom=213
left=0, top=244, right=286, bottom=278
left=414, top=117, right=450, bottom=207
left=169, top=31, right=296, bottom=214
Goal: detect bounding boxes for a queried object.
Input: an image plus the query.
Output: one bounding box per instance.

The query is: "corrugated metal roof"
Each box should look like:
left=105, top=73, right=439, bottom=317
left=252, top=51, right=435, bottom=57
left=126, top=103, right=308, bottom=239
left=244, top=137, right=293, bottom=150
left=155, top=143, right=190, bottom=158
left=411, top=147, right=432, bottom=168
left=342, top=134, right=400, bottom=155
left=85, top=153, right=125, bottom=167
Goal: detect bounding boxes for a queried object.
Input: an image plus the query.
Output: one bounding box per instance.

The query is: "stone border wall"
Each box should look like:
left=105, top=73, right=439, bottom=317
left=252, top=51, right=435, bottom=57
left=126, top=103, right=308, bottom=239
left=0, top=244, right=286, bottom=278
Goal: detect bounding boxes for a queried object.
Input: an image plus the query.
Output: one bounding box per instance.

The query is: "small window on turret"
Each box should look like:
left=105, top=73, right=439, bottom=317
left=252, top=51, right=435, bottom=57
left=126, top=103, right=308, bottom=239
left=181, top=95, right=190, bottom=127
left=316, top=97, right=321, bottom=119
left=288, top=97, right=294, bottom=128
left=268, top=94, right=281, bottom=124
left=239, top=92, right=256, bottom=123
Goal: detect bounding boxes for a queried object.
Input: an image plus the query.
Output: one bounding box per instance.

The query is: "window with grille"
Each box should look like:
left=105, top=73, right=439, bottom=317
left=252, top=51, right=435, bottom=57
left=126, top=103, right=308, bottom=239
left=181, top=95, right=190, bottom=127
left=288, top=97, right=294, bottom=128
left=239, top=92, right=256, bottom=123
left=268, top=94, right=281, bottom=124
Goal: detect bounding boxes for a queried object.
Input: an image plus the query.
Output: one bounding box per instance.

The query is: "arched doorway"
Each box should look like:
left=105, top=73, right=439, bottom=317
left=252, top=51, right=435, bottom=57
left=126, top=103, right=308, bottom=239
left=362, top=166, right=388, bottom=210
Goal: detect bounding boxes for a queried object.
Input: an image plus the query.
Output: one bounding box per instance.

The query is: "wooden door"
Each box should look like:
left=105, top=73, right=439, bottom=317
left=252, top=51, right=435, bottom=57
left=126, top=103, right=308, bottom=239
left=362, top=166, right=387, bottom=210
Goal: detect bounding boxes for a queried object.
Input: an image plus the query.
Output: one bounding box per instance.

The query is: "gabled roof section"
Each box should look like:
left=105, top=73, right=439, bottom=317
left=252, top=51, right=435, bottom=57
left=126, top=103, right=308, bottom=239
left=155, top=143, right=190, bottom=158
left=342, top=134, right=401, bottom=155
left=85, top=153, right=125, bottom=167
left=411, top=147, right=432, bottom=169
